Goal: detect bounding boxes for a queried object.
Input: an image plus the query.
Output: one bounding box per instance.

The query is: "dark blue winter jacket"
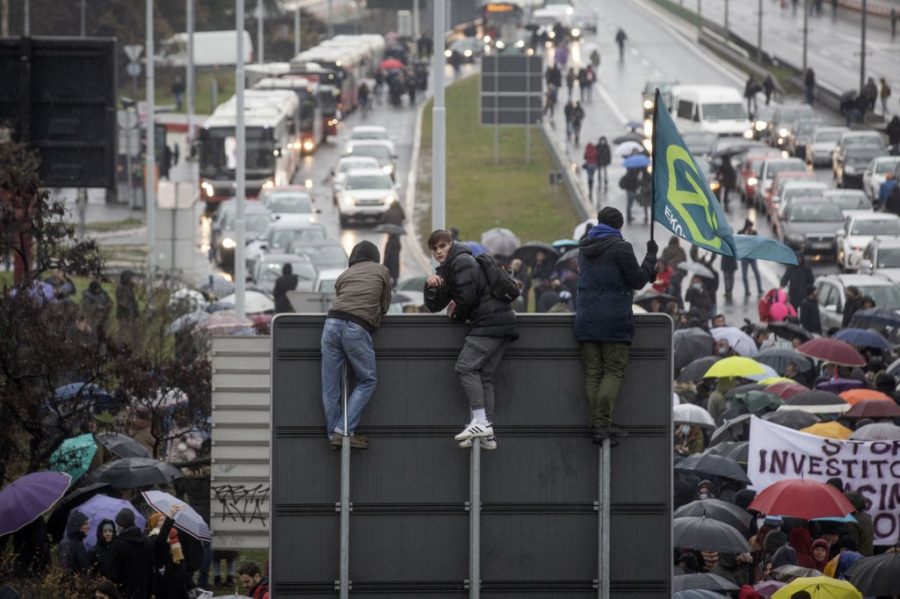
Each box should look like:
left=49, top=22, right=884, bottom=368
left=574, top=224, right=656, bottom=343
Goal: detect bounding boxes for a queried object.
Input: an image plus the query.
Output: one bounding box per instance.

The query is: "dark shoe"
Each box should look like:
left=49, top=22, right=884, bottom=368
left=592, top=429, right=619, bottom=446
left=596, top=422, right=629, bottom=438
left=330, top=434, right=343, bottom=450
left=350, top=435, right=368, bottom=449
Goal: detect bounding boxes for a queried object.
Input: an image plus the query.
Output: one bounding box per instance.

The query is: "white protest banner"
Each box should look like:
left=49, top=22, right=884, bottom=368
left=748, top=415, right=900, bottom=545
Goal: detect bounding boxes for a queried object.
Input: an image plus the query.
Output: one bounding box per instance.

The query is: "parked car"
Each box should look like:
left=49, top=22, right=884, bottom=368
left=805, top=126, right=848, bottom=167
left=331, top=155, right=381, bottom=204
left=784, top=118, right=823, bottom=159
left=347, top=125, right=396, bottom=156
left=765, top=170, right=815, bottom=220
left=814, top=273, right=900, bottom=330
left=750, top=104, right=778, bottom=142
left=766, top=104, right=815, bottom=149
left=335, top=168, right=401, bottom=226
left=345, top=139, right=398, bottom=180
left=642, top=80, right=678, bottom=119
left=314, top=267, right=346, bottom=293
left=777, top=200, right=844, bottom=262
left=832, top=130, right=886, bottom=180
left=245, top=220, right=329, bottom=275
left=755, top=157, right=806, bottom=210
left=836, top=212, right=900, bottom=271
left=860, top=237, right=900, bottom=285
left=737, top=149, right=782, bottom=204
left=210, top=201, right=272, bottom=269
left=288, top=240, right=349, bottom=270
left=444, top=37, right=482, bottom=62
left=775, top=181, right=828, bottom=222
left=862, top=156, right=900, bottom=204
left=822, top=189, right=872, bottom=217
left=260, top=186, right=319, bottom=224
left=249, top=253, right=317, bottom=293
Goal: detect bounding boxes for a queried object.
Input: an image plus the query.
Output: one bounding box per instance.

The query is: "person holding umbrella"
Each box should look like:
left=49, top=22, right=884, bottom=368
left=148, top=506, right=190, bottom=599
left=109, top=507, right=153, bottom=599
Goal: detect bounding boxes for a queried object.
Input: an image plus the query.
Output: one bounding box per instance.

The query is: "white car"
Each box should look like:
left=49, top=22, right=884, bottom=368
left=332, top=155, right=380, bottom=204
left=348, top=125, right=395, bottom=155
left=245, top=220, right=329, bottom=275
left=336, top=168, right=400, bottom=226
left=260, top=186, right=319, bottom=224
left=805, top=126, right=848, bottom=167
left=775, top=181, right=827, bottom=222
left=314, top=268, right=346, bottom=294
left=836, top=212, right=900, bottom=271
left=822, top=189, right=872, bottom=217
left=860, top=237, right=900, bottom=285
left=345, top=140, right=398, bottom=180
left=863, top=156, right=900, bottom=203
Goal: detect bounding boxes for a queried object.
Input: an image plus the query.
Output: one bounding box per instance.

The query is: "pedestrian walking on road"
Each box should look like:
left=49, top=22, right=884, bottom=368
left=721, top=255, right=738, bottom=303
left=577, top=67, right=589, bottom=102
left=887, top=115, right=900, bottom=150
left=739, top=219, right=764, bottom=297
left=619, top=166, right=641, bottom=224
left=596, top=137, right=612, bottom=192
left=383, top=233, right=401, bottom=287
left=564, top=100, right=576, bottom=141
left=615, top=28, right=627, bottom=61
left=424, top=230, right=518, bottom=451
left=575, top=207, right=656, bottom=444
left=321, top=241, right=392, bottom=449
left=273, top=263, right=299, bottom=314
left=744, top=76, right=761, bottom=117
left=780, top=254, right=814, bottom=309
left=571, top=100, right=585, bottom=146
left=863, top=77, right=879, bottom=112
left=804, top=68, right=816, bottom=105
left=879, top=77, right=892, bottom=116
left=763, top=75, right=776, bottom=106
left=590, top=48, right=601, bottom=69
left=583, top=142, right=599, bottom=201
left=544, top=83, right=558, bottom=118
left=566, top=68, right=576, bottom=100
left=800, top=286, right=822, bottom=335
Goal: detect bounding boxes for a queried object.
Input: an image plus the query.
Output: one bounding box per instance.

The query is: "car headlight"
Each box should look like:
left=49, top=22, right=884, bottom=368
left=786, top=234, right=805, bottom=245
left=302, top=139, right=315, bottom=153
left=548, top=31, right=556, bottom=39
left=779, top=128, right=790, bottom=137
left=444, top=49, right=452, bottom=58
left=384, top=195, right=396, bottom=204
left=643, top=99, right=653, bottom=110
left=262, top=179, right=274, bottom=190
left=515, top=40, right=525, bottom=48
left=221, top=237, right=237, bottom=250
left=201, top=181, right=214, bottom=198
left=710, top=181, right=721, bottom=191
left=743, top=129, right=754, bottom=139
left=464, top=49, right=472, bottom=57
left=484, top=35, right=492, bottom=43
left=382, top=164, right=393, bottom=175
left=748, top=177, right=758, bottom=186
left=341, top=194, right=355, bottom=206
left=571, top=28, right=581, bottom=37
left=755, top=121, right=767, bottom=131
left=495, top=41, right=505, bottom=50
left=845, top=166, right=856, bottom=175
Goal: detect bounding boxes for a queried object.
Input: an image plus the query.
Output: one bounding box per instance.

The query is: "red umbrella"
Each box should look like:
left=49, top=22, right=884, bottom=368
left=380, top=58, right=405, bottom=70
left=844, top=399, right=900, bottom=419
left=765, top=381, right=808, bottom=400
left=796, top=338, right=865, bottom=367
left=839, top=388, right=894, bottom=405
left=749, top=479, right=854, bottom=520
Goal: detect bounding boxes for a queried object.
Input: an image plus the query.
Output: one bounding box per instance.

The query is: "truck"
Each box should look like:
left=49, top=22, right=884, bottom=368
left=158, top=30, right=253, bottom=67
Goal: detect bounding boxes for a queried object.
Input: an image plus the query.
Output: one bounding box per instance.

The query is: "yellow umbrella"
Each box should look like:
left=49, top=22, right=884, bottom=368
left=759, top=376, right=795, bottom=386
left=771, top=576, right=861, bottom=599
left=703, top=356, right=768, bottom=379
left=801, top=421, right=853, bottom=440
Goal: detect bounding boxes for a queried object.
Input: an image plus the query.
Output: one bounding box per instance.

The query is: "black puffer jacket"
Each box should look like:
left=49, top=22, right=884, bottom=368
left=57, top=510, right=90, bottom=576
left=425, top=242, right=517, bottom=339
left=89, top=518, right=116, bottom=579
left=109, top=526, right=154, bottom=599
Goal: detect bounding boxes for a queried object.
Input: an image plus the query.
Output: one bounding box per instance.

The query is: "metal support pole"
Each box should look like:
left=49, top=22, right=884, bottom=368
left=235, top=0, right=246, bottom=318
left=697, top=0, right=702, bottom=33
left=724, top=0, right=729, bottom=32
left=757, top=0, right=763, bottom=61
left=597, top=441, right=611, bottom=599
left=860, top=0, right=867, bottom=92
left=469, top=440, right=481, bottom=599
left=126, top=117, right=134, bottom=206
left=339, top=368, right=350, bottom=599
left=257, top=0, right=264, bottom=64
left=294, top=7, right=301, bottom=55
left=327, top=0, right=333, bottom=38
left=146, top=0, right=156, bottom=270
left=431, top=0, right=446, bottom=233
left=413, top=0, right=420, bottom=44
left=802, top=0, right=809, bottom=73
left=493, top=56, right=498, bottom=165
left=80, top=0, right=86, bottom=36
left=187, top=0, right=194, bottom=144
left=23, top=0, right=28, bottom=36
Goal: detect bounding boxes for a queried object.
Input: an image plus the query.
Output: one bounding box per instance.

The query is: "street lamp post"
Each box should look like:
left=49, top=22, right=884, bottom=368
left=859, top=0, right=867, bottom=91
left=724, top=0, right=729, bottom=32
left=235, top=0, right=247, bottom=319
left=257, top=0, right=264, bottom=64
left=802, top=0, right=809, bottom=73
left=146, top=0, right=156, bottom=270
left=327, top=0, right=333, bottom=38
left=432, top=0, right=446, bottom=233
left=294, top=7, right=301, bottom=55
left=757, top=0, right=763, bottom=61
left=187, top=0, right=194, bottom=145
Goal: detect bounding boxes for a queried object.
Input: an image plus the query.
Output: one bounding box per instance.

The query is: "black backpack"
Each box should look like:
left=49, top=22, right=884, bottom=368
left=475, top=254, right=521, bottom=303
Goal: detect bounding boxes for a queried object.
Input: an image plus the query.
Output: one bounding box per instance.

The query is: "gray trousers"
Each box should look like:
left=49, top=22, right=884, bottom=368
left=454, top=335, right=510, bottom=422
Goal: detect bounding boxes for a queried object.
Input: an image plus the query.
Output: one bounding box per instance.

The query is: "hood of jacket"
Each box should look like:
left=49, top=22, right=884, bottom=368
left=348, top=240, right=380, bottom=266
left=441, top=241, right=473, bottom=271
left=115, top=526, right=146, bottom=545
left=65, top=510, right=88, bottom=539
left=580, top=224, right=623, bottom=259
left=95, top=518, right=116, bottom=547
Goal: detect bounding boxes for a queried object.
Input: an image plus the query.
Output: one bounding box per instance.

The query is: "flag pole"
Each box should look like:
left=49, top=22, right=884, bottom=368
left=650, top=88, right=661, bottom=243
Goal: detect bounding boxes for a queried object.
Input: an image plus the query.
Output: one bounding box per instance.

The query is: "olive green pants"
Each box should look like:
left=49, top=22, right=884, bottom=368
left=579, top=341, right=630, bottom=428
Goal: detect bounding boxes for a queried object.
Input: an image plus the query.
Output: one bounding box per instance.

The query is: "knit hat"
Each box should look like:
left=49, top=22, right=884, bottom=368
left=597, top=206, right=624, bottom=230
left=115, top=507, right=135, bottom=528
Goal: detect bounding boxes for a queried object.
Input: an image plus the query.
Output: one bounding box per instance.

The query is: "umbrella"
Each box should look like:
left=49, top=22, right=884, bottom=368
left=480, top=227, right=520, bottom=257
left=833, top=327, right=891, bottom=352
left=709, top=413, right=753, bottom=445
left=79, top=494, right=146, bottom=551
left=622, top=153, right=651, bottom=168
left=815, top=377, right=865, bottom=394
left=678, top=261, right=716, bottom=279
left=675, top=328, right=715, bottom=372
left=749, top=479, right=855, bottom=520
left=612, top=131, right=645, bottom=144
left=797, top=338, right=866, bottom=367
left=674, top=453, right=751, bottom=484
left=770, top=565, right=824, bottom=583
left=850, top=422, right=900, bottom=440
left=49, top=434, right=97, bottom=483
left=703, top=440, right=749, bottom=464
left=95, top=432, right=152, bottom=458
left=725, top=383, right=766, bottom=399
left=461, top=241, right=488, bottom=257
left=753, top=580, right=787, bottom=597
left=844, top=398, right=900, bottom=418
left=844, top=550, right=900, bottom=596
left=673, top=573, right=739, bottom=593
left=755, top=349, right=813, bottom=376
left=87, top=457, right=182, bottom=489
left=554, top=247, right=579, bottom=269
left=613, top=140, right=645, bottom=157
left=762, top=409, right=820, bottom=429
left=511, top=242, right=558, bottom=265
left=757, top=376, right=795, bottom=386
left=770, top=576, right=861, bottom=599
left=166, top=310, right=211, bottom=335
left=677, top=356, right=720, bottom=383
left=572, top=218, right=597, bottom=240
left=219, top=291, right=274, bottom=315
left=194, top=310, right=254, bottom=336
left=373, top=223, right=406, bottom=235
left=551, top=239, right=578, bottom=251
left=673, top=498, right=752, bottom=533
left=0, top=471, right=71, bottom=536
left=169, top=288, right=208, bottom=313
left=634, top=290, right=678, bottom=310
left=673, top=592, right=728, bottom=599
left=46, top=482, right=112, bottom=542
left=800, top=421, right=853, bottom=440
left=782, top=390, right=850, bottom=414
left=767, top=321, right=813, bottom=343
left=703, top=356, right=768, bottom=379
left=849, top=307, right=900, bottom=328
left=674, top=404, right=716, bottom=429
left=143, top=490, right=212, bottom=541
left=379, top=58, right=405, bottom=70
left=839, top=388, right=894, bottom=405
left=730, top=390, right=783, bottom=415
left=199, top=273, right=235, bottom=299
left=53, top=383, right=117, bottom=412
left=765, top=381, right=809, bottom=400
left=673, top=516, right=751, bottom=553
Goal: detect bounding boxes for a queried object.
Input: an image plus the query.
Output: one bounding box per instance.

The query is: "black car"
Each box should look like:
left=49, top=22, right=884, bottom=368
left=837, top=146, right=887, bottom=189
left=642, top=80, right=678, bottom=119
left=210, top=201, right=272, bottom=270
left=777, top=200, right=844, bottom=261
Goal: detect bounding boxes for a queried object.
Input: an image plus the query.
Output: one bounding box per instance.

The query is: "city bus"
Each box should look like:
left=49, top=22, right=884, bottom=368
left=252, top=76, right=323, bottom=153
left=480, top=1, right=526, bottom=41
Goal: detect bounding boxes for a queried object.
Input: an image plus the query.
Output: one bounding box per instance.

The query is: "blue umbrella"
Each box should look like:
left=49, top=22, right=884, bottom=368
left=78, top=494, right=145, bottom=550
left=461, top=241, right=488, bottom=257
left=53, top=383, right=117, bottom=413
left=833, top=328, right=891, bottom=352
left=49, top=434, right=97, bottom=483
left=625, top=120, right=644, bottom=130
left=623, top=154, right=651, bottom=168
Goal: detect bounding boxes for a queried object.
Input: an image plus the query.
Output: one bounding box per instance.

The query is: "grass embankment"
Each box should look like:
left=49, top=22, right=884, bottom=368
left=120, top=70, right=236, bottom=115
left=416, top=75, right=580, bottom=246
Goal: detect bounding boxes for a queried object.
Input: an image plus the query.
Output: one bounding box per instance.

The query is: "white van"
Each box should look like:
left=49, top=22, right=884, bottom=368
left=669, top=85, right=751, bottom=138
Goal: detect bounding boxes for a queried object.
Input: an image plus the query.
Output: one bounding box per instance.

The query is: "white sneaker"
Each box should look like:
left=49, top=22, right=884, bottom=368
left=454, top=420, right=494, bottom=441
left=458, top=436, right=498, bottom=450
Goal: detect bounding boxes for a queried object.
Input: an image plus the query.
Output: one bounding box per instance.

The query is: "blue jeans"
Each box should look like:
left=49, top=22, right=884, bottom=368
left=321, top=318, right=377, bottom=436
left=741, top=260, right=763, bottom=295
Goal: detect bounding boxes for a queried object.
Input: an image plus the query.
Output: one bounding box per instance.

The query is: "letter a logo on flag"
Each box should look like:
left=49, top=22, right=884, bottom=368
left=650, top=91, right=797, bottom=266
